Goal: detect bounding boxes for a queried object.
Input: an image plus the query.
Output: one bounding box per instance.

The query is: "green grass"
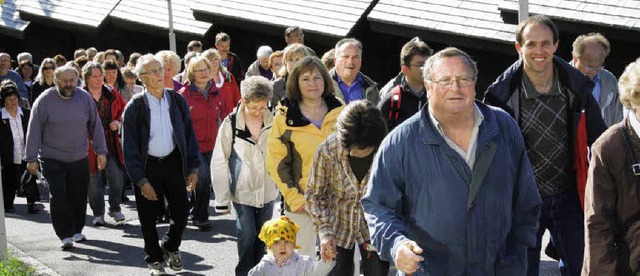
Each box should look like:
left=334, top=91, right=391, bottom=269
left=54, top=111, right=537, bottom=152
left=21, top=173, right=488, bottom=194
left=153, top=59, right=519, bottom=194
left=0, top=250, right=34, bottom=276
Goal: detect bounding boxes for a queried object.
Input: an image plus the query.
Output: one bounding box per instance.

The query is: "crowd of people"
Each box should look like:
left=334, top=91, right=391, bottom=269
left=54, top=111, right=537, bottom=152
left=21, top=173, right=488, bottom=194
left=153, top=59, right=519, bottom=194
left=1, top=15, right=639, bottom=276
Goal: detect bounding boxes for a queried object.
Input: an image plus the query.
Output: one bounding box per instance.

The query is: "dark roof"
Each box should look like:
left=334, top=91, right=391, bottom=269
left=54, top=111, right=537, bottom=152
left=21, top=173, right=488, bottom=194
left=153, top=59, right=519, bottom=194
left=368, top=0, right=516, bottom=44
left=190, top=0, right=377, bottom=37
left=110, top=0, right=211, bottom=36
left=499, top=0, right=640, bottom=31
left=0, top=0, right=30, bottom=39
left=19, top=0, right=118, bottom=29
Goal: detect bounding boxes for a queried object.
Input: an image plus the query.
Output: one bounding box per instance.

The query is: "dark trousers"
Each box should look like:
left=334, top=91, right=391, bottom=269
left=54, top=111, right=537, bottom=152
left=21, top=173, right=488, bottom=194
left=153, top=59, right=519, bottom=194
left=527, top=187, right=584, bottom=276
left=233, top=201, right=275, bottom=276
left=330, top=244, right=390, bottom=276
left=134, top=149, right=188, bottom=263
left=189, top=151, right=212, bottom=222
left=2, top=162, right=20, bottom=209
left=40, top=157, right=90, bottom=240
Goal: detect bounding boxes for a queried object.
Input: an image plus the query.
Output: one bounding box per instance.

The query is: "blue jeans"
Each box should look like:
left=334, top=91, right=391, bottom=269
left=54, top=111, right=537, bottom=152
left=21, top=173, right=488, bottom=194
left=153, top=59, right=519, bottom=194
left=233, top=201, right=275, bottom=276
left=190, top=151, right=212, bottom=222
left=527, top=187, right=584, bottom=276
left=88, top=155, right=123, bottom=216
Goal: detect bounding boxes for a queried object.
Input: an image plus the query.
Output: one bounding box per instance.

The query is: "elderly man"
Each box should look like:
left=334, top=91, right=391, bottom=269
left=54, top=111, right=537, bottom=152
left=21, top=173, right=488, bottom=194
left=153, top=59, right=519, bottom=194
left=122, top=54, right=200, bottom=276
left=378, top=38, right=433, bottom=130
left=361, top=47, right=541, bottom=275
left=25, top=65, right=107, bottom=249
left=215, top=32, right=244, bottom=85
left=329, top=38, right=379, bottom=105
left=571, top=33, right=623, bottom=127
left=484, top=15, right=606, bottom=276
left=0, top=53, right=28, bottom=99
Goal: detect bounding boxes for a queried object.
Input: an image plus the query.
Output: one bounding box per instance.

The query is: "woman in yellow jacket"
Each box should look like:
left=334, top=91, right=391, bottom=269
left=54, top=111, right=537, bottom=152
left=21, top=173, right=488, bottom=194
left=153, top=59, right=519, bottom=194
left=267, top=56, right=344, bottom=257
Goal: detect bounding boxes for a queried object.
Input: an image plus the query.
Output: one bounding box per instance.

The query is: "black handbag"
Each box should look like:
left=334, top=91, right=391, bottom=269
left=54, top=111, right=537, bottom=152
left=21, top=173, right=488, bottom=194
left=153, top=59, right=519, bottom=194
left=16, top=170, right=38, bottom=198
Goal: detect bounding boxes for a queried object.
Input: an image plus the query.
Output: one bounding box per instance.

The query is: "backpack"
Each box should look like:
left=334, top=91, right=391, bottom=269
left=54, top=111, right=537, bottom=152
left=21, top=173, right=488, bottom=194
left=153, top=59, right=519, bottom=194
left=388, top=85, right=403, bottom=122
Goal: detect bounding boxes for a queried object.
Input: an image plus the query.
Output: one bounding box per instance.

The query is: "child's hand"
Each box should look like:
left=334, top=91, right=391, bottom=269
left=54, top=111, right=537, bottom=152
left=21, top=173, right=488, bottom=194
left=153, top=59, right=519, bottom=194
left=320, top=236, right=337, bottom=261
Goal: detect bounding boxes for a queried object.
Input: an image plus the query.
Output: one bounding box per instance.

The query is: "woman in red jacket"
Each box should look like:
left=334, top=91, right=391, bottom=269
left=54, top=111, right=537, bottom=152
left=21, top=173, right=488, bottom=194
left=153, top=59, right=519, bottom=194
left=202, top=49, right=240, bottom=118
left=179, top=56, right=230, bottom=230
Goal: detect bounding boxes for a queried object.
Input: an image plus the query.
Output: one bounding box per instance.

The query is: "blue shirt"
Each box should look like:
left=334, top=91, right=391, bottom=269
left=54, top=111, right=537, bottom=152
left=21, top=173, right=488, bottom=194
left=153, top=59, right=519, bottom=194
left=0, top=70, right=28, bottom=99
left=591, top=71, right=601, bottom=105
left=221, top=58, right=229, bottom=68
left=336, top=73, right=364, bottom=104
left=145, top=90, right=175, bottom=157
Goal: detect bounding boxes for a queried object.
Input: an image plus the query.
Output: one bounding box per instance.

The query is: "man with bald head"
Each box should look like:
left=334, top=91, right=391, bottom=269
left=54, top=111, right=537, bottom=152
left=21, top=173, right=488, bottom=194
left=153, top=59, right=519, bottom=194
left=0, top=53, right=28, bottom=99
left=571, top=33, right=623, bottom=126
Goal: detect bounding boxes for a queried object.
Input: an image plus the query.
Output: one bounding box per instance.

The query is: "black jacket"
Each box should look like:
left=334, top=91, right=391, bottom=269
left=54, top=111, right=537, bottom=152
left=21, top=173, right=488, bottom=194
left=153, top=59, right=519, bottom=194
left=0, top=109, right=29, bottom=166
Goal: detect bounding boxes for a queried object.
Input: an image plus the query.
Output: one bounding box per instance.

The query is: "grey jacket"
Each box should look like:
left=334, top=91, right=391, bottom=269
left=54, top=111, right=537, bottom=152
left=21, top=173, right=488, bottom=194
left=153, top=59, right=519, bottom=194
left=329, top=69, right=380, bottom=105
left=597, top=68, right=623, bottom=127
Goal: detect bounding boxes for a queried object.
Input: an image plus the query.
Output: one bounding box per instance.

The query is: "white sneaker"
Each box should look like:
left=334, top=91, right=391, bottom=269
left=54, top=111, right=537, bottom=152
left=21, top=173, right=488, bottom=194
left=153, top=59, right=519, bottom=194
left=72, top=233, right=86, bottom=242
left=60, top=238, right=73, bottom=249
left=108, top=211, right=125, bottom=222
left=92, top=216, right=105, bottom=226
left=148, top=261, right=166, bottom=276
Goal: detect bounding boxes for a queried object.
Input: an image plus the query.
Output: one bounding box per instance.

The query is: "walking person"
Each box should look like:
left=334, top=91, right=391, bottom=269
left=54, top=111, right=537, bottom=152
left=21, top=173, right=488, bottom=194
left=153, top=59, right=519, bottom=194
left=121, top=54, right=200, bottom=275
left=25, top=65, right=107, bottom=249
left=212, top=76, right=278, bottom=275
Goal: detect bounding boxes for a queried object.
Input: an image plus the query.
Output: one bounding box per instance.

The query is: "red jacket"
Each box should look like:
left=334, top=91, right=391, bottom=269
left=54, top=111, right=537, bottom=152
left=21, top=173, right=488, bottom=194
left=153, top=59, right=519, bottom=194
left=179, top=81, right=229, bottom=152
left=218, top=72, right=241, bottom=119
left=88, top=85, right=126, bottom=173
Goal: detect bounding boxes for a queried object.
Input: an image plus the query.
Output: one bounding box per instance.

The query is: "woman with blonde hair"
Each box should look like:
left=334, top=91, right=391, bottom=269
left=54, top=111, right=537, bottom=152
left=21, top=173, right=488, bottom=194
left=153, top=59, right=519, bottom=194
left=270, top=44, right=315, bottom=109
left=155, top=50, right=183, bottom=91
left=202, top=49, right=240, bottom=118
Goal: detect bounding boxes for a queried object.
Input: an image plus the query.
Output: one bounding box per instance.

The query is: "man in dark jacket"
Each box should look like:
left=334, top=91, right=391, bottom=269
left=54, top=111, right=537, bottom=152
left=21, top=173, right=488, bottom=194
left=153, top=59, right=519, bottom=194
left=215, top=32, right=244, bottom=86
left=122, top=54, right=200, bottom=276
left=330, top=38, right=380, bottom=105
left=377, top=38, right=433, bottom=131
left=484, top=15, right=606, bottom=276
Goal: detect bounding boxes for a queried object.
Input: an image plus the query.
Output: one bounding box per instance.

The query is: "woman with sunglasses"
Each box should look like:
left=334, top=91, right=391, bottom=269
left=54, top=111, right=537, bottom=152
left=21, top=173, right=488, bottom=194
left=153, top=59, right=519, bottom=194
left=30, top=58, right=56, bottom=104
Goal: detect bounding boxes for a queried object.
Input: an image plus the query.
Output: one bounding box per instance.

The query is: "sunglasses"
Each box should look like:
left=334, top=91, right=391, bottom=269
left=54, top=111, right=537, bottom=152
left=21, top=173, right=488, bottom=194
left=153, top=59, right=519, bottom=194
left=43, top=67, right=55, bottom=70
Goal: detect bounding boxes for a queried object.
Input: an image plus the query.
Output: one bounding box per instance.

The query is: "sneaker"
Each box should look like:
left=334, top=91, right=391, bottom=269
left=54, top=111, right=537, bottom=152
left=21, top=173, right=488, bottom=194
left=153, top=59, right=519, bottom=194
left=60, top=238, right=73, bottom=250
left=148, top=261, right=166, bottom=276
left=161, top=244, right=183, bottom=271
left=108, top=211, right=126, bottom=223
left=72, top=233, right=86, bottom=242
left=192, top=220, right=211, bottom=231
left=92, top=216, right=105, bottom=226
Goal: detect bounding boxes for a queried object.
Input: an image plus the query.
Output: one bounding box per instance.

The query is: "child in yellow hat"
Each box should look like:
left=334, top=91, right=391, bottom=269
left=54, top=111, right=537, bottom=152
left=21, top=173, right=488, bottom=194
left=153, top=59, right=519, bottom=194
left=248, top=216, right=335, bottom=275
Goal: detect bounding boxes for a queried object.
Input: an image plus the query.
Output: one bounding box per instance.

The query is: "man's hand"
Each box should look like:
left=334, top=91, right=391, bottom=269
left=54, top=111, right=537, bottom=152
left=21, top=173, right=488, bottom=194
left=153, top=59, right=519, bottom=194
left=109, top=120, right=120, bottom=131
left=27, top=162, right=38, bottom=175
left=97, top=154, right=107, bottom=170
left=394, top=240, right=424, bottom=275
left=140, top=182, right=158, bottom=201
left=320, top=236, right=337, bottom=261
left=186, top=173, right=198, bottom=192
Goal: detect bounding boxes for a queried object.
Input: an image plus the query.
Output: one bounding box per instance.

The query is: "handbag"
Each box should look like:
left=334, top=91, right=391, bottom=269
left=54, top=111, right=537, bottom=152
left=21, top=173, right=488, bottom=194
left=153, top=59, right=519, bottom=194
left=16, top=170, right=38, bottom=198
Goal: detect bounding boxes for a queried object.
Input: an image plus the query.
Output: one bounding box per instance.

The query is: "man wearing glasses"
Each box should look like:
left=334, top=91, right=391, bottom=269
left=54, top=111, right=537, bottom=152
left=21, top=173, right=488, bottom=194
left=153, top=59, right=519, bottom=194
left=484, top=15, right=606, bottom=276
left=571, top=33, right=623, bottom=127
left=378, top=38, right=433, bottom=130
left=362, top=47, right=541, bottom=275
left=121, top=54, right=200, bottom=275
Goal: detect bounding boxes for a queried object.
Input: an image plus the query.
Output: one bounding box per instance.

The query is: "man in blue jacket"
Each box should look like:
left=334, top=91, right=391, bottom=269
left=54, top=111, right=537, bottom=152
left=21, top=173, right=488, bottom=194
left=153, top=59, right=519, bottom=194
left=484, top=15, right=606, bottom=276
left=122, top=54, right=200, bottom=276
left=361, top=47, right=541, bottom=275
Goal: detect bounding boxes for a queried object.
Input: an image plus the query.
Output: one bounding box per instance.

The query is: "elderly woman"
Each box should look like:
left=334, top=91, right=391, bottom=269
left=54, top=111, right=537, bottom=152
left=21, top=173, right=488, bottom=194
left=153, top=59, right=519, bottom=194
left=211, top=76, right=277, bottom=275
left=82, top=62, right=127, bottom=226
left=266, top=56, right=345, bottom=257
left=246, top=45, right=273, bottom=80
left=202, top=49, right=240, bottom=118
left=306, top=100, right=389, bottom=275
left=0, top=80, right=39, bottom=213
left=30, top=58, right=56, bottom=104
left=583, top=57, right=640, bottom=275
left=270, top=44, right=315, bottom=109
left=178, top=56, right=229, bottom=231
left=155, top=50, right=183, bottom=91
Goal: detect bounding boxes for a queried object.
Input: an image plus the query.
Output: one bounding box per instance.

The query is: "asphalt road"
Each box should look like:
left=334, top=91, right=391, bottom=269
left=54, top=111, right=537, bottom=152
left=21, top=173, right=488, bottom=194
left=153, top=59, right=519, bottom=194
left=5, top=193, right=561, bottom=276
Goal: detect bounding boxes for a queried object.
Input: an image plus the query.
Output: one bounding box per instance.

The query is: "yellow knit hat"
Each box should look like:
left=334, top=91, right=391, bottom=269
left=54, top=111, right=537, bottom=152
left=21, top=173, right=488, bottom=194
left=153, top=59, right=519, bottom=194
left=258, top=216, right=301, bottom=249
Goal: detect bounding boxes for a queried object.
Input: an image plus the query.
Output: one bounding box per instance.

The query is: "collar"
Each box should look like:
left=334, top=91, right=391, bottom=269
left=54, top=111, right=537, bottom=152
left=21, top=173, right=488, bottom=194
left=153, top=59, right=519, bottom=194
left=420, top=101, right=498, bottom=149
left=428, top=103, right=484, bottom=139
left=144, top=88, right=169, bottom=103
left=336, top=72, right=363, bottom=87
left=629, top=110, right=640, bottom=138
left=1, top=107, right=23, bottom=119
left=592, top=70, right=601, bottom=84
left=401, top=75, right=426, bottom=97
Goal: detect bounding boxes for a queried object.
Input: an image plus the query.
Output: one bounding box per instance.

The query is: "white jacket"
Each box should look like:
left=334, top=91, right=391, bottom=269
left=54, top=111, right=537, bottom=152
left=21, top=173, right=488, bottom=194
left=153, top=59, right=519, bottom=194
left=211, top=105, right=278, bottom=210
left=248, top=252, right=334, bottom=276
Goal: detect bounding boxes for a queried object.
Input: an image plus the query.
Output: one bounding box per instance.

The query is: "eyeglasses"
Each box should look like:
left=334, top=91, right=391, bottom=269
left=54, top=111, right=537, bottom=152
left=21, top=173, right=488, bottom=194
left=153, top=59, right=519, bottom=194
left=245, top=106, right=269, bottom=112
left=193, top=68, right=210, bottom=74
left=43, top=66, right=55, bottom=70
left=140, top=68, right=165, bottom=75
left=408, top=63, right=424, bottom=68
left=429, top=77, right=475, bottom=89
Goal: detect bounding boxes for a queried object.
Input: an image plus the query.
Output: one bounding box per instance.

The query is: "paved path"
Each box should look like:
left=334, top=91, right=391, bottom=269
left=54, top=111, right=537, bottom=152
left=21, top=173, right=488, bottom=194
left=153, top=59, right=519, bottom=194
left=5, top=193, right=561, bottom=275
